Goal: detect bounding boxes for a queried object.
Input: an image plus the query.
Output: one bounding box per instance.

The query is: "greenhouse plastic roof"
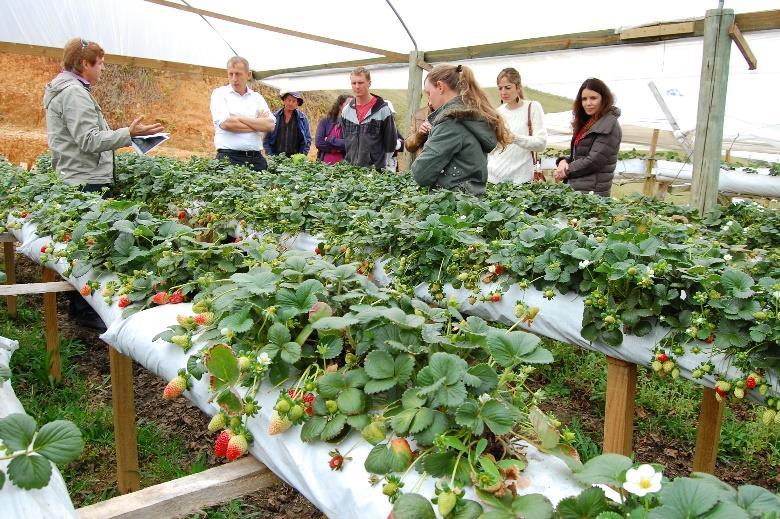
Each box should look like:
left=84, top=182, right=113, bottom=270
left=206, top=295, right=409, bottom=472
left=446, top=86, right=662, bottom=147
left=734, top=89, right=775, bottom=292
left=2, top=0, right=779, bottom=157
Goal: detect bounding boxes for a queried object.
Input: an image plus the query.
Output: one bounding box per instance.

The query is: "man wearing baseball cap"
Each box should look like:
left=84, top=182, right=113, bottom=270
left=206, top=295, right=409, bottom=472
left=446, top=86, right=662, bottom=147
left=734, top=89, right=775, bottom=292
left=264, top=91, right=311, bottom=157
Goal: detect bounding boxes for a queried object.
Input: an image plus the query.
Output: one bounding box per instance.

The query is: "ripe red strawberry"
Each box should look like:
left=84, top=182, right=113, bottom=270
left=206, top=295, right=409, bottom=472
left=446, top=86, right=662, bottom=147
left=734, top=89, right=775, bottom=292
left=162, top=375, right=187, bottom=400
left=234, top=237, right=241, bottom=243
left=705, top=335, right=715, bottom=344
left=177, top=210, right=187, bottom=220
left=314, top=246, right=321, bottom=255
left=169, top=290, right=184, bottom=304
left=390, top=437, right=413, bottom=460
left=746, top=376, right=757, bottom=390
left=214, top=430, right=232, bottom=458
left=303, top=393, right=315, bottom=404
left=226, top=433, right=248, bottom=461
left=656, top=353, right=668, bottom=363
left=118, top=295, right=131, bottom=308
left=80, top=285, right=91, bottom=297
left=714, top=386, right=727, bottom=398
left=491, top=293, right=501, bottom=303
left=329, top=453, right=344, bottom=470
left=193, top=312, right=215, bottom=326
left=494, top=264, right=504, bottom=275
left=20, top=211, right=28, bottom=218
left=40, top=245, right=48, bottom=253
left=86, top=238, right=95, bottom=246
left=304, top=406, right=313, bottom=416
left=152, top=291, right=169, bottom=305
left=62, top=234, right=70, bottom=242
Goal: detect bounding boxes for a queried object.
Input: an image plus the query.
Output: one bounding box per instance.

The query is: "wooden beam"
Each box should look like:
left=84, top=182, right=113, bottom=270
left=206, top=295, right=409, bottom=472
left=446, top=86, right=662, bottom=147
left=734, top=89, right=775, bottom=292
left=0, top=281, right=75, bottom=296
left=692, top=387, right=724, bottom=474
left=691, top=9, right=734, bottom=215
left=253, top=57, right=398, bottom=80
left=77, top=457, right=281, bottom=519
left=729, top=23, right=758, bottom=70
left=109, top=346, right=140, bottom=494
left=423, top=10, right=780, bottom=64
left=603, top=357, right=637, bottom=456
left=144, top=0, right=406, bottom=61
left=41, top=268, right=61, bottom=383
left=0, top=41, right=226, bottom=77
left=0, top=233, right=15, bottom=243
left=621, top=21, right=696, bottom=41
left=3, top=240, right=17, bottom=318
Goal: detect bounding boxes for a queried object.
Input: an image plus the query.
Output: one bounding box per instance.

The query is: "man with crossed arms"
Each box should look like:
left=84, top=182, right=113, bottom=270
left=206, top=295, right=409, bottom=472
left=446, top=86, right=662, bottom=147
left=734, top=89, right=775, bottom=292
left=210, top=56, right=276, bottom=171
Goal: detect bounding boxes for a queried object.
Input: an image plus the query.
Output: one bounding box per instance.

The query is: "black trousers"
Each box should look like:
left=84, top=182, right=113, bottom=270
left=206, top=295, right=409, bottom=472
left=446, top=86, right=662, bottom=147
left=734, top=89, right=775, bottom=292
left=216, top=149, right=268, bottom=172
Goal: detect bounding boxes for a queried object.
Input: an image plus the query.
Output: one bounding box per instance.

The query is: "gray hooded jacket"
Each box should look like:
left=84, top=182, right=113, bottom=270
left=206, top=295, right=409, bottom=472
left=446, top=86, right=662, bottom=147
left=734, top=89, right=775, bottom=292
left=43, top=72, right=131, bottom=185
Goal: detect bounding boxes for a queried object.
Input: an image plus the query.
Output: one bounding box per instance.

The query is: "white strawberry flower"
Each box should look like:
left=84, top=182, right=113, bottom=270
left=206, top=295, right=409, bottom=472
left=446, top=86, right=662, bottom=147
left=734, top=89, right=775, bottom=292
left=645, top=269, right=655, bottom=278
left=723, top=254, right=733, bottom=261
left=579, top=260, right=591, bottom=269
left=680, top=290, right=687, bottom=300
left=478, top=393, right=492, bottom=404
left=623, top=464, right=662, bottom=497
left=258, top=352, right=272, bottom=366
left=773, top=291, right=780, bottom=300
left=488, top=265, right=497, bottom=274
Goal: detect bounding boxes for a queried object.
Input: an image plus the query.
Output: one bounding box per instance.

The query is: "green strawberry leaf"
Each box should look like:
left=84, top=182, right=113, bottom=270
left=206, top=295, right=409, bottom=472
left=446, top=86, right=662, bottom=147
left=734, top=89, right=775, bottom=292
left=573, top=453, right=632, bottom=486
left=720, top=269, right=754, bottom=299
left=365, top=350, right=394, bottom=379
left=487, top=331, right=541, bottom=367
left=391, top=493, right=436, bottom=519
left=320, top=414, right=347, bottom=441
left=7, top=454, right=52, bottom=490
left=32, top=420, right=83, bottom=464
left=229, top=268, right=279, bottom=295
left=648, top=478, right=719, bottom=519
left=217, top=306, right=253, bottom=334
left=364, top=443, right=393, bottom=474
left=300, top=416, right=327, bottom=442
left=0, top=413, right=37, bottom=452
left=205, top=344, right=239, bottom=387
left=336, top=387, right=365, bottom=415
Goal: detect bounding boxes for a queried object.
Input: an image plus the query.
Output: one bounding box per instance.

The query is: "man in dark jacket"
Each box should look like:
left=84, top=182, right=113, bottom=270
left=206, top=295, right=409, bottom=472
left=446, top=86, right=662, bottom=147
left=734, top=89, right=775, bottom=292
left=341, top=67, right=397, bottom=169
left=264, top=91, right=311, bottom=156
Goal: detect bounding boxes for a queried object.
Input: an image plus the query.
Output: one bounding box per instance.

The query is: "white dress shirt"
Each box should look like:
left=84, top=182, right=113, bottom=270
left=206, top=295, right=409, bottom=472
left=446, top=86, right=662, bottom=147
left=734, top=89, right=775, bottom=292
left=210, top=85, right=270, bottom=151
left=488, top=100, right=547, bottom=184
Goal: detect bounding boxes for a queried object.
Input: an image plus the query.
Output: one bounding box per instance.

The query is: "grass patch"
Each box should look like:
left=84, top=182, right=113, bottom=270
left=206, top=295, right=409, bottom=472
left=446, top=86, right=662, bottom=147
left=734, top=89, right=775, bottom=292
left=0, top=300, right=208, bottom=506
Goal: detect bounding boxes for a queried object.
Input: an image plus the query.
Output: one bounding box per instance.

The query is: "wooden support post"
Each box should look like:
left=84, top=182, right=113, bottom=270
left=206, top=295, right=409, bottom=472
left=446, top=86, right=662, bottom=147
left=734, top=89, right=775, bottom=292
left=603, top=357, right=637, bottom=456
left=41, top=267, right=61, bottom=383
left=642, top=129, right=661, bottom=196
left=109, top=346, right=140, bottom=494
left=77, top=457, right=281, bottom=519
left=2, top=235, right=17, bottom=318
left=401, top=50, right=425, bottom=172
left=728, top=23, right=757, bottom=70
left=692, top=386, right=724, bottom=474
left=690, top=8, right=734, bottom=215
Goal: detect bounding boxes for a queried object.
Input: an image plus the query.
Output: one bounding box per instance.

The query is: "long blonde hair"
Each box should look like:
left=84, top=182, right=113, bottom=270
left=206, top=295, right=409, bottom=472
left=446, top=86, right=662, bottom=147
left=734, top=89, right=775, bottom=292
left=496, top=67, right=525, bottom=102
left=426, top=64, right=512, bottom=148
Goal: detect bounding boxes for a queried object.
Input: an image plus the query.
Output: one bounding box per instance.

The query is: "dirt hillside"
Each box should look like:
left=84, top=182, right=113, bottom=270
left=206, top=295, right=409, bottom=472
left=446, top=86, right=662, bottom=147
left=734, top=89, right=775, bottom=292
left=0, top=52, right=333, bottom=164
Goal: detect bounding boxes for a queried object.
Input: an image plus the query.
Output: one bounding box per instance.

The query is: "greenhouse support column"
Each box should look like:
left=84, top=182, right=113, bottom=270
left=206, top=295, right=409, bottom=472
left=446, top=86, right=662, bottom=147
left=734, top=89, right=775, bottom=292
left=109, top=346, right=140, bottom=493
left=692, top=386, right=724, bottom=474
left=642, top=129, right=660, bottom=197
left=401, top=51, right=425, bottom=172
left=690, top=8, right=734, bottom=215
left=603, top=357, right=637, bottom=456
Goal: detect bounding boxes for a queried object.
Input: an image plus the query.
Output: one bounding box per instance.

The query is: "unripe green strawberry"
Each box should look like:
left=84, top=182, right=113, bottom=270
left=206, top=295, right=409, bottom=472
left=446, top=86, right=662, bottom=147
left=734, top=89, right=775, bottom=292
left=170, top=335, right=191, bottom=349
left=361, top=421, right=387, bottom=445
left=514, top=304, right=525, bottom=318
left=437, top=491, right=457, bottom=518
left=716, top=380, right=731, bottom=393
left=325, top=400, right=338, bottom=413
left=759, top=384, right=769, bottom=396
left=692, top=368, right=704, bottom=379
left=237, top=356, right=251, bottom=372
left=733, top=387, right=745, bottom=399
left=163, top=375, right=187, bottom=400
left=383, top=481, right=399, bottom=497
left=192, top=298, right=211, bottom=313
left=177, top=314, right=195, bottom=329
left=275, top=399, right=291, bottom=414
left=308, top=301, right=333, bottom=323
left=268, top=411, right=292, bottom=435
left=226, top=433, right=248, bottom=460
left=651, top=360, right=663, bottom=372
left=229, top=416, right=242, bottom=430
left=288, top=404, right=304, bottom=422
left=671, top=368, right=680, bottom=380
left=208, top=413, right=227, bottom=432
left=762, top=409, right=776, bottom=426
left=390, top=437, right=413, bottom=468
left=662, top=360, right=675, bottom=373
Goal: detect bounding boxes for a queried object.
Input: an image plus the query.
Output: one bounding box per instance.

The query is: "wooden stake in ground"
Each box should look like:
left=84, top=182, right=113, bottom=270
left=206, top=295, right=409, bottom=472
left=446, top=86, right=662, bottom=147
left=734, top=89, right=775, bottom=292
left=693, top=386, right=725, bottom=474
left=42, top=267, right=62, bottom=383
left=109, top=346, right=141, bottom=493
left=603, top=356, right=637, bottom=456
left=1, top=233, right=17, bottom=318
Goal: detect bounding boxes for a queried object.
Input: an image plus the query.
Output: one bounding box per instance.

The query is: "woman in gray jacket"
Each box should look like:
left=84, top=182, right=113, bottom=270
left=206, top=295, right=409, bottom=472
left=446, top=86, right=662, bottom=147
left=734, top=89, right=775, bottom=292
left=554, top=78, right=621, bottom=197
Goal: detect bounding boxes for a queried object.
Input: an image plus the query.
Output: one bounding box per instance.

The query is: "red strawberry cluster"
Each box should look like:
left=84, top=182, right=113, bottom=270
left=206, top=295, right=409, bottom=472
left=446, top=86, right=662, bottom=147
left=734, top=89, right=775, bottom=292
left=213, top=430, right=249, bottom=461
left=118, top=295, right=131, bottom=308
left=151, top=289, right=184, bottom=305
left=288, top=388, right=315, bottom=416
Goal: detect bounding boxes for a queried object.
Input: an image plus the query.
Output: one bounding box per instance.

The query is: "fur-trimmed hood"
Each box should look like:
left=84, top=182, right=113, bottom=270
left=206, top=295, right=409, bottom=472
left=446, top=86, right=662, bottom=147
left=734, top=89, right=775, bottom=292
left=430, top=96, right=497, bottom=153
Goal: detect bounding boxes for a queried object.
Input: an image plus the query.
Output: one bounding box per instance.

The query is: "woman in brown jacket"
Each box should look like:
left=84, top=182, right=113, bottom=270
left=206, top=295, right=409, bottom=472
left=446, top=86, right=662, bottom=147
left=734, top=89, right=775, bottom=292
left=554, top=78, right=621, bottom=197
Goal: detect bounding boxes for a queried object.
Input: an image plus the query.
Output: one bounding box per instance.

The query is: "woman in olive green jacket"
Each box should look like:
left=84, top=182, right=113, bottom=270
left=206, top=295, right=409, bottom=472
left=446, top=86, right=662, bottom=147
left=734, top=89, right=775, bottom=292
left=411, top=64, right=511, bottom=196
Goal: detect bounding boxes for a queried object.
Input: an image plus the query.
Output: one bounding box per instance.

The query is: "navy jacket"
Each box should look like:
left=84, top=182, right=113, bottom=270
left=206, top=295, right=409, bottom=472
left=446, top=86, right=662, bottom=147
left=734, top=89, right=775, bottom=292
left=264, top=108, right=311, bottom=155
